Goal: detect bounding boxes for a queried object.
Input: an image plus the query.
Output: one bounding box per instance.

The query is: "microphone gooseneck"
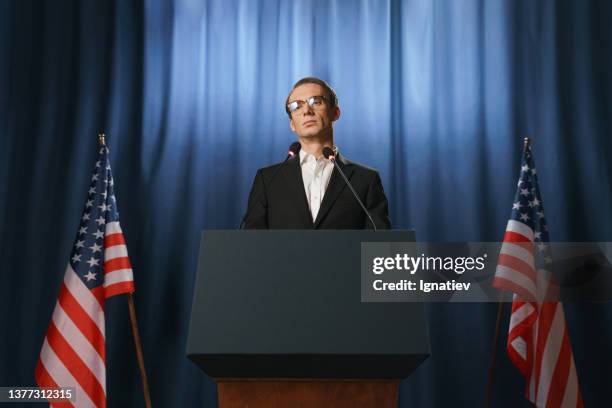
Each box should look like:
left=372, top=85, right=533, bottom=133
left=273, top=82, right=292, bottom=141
left=323, top=147, right=377, bottom=231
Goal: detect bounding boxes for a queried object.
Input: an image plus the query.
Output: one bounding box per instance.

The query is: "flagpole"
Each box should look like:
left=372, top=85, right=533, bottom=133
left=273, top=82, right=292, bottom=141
left=98, top=133, right=153, bottom=408
left=484, top=137, right=530, bottom=407
left=128, top=293, right=153, bottom=408
left=484, top=297, right=504, bottom=408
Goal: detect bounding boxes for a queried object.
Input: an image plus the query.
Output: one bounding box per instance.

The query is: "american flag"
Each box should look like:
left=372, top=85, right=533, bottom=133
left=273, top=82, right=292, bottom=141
left=35, top=144, right=135, bottom=408
left=493, top=141, right=582, bottom=407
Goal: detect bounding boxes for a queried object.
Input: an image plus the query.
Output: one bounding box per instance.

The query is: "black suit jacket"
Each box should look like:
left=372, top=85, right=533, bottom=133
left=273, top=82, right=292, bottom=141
left=244, top=154, right=391, bottom=229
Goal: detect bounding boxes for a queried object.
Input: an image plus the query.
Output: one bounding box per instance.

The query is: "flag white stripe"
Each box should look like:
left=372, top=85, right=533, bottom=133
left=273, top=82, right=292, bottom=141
left=536, top=304, right=565, bottom=407
left=105, top=221, right=122, bottom=235
left=500, top=242, right=534, bottom=266
left=104, top=269, right=134, bottom=287
left=506, top=219, right=534, bottom=241
left=39, top=339, right=97, bottom=408
left=560, top=356, right=579, bottom=408
left=64, top=265, right=105, bottom=336
left=495, top=265, right=537, bottom=298
left=510, top=337, right=528, bottom=361
left=104, top=245, right=128, bottom=261
left=51, top=304, right=106, bottom=392
left=509, top=302, right=535, bottom=332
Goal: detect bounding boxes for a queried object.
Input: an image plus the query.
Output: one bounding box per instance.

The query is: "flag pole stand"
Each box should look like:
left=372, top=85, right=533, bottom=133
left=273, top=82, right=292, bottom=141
left=98, top=133, right=152, bottom=407
left=484, top=298, right=504, bottom=408
left=127, top=293, right=153, bottom=408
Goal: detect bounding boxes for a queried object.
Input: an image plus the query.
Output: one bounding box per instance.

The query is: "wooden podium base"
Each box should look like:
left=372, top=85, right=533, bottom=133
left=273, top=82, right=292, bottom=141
left=217, top=379, right=400, bottom=408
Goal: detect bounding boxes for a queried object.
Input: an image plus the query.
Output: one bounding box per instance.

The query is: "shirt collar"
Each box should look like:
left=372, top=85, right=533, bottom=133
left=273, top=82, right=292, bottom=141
left=299, top=149, right=315, bottom=164
left=299, top=145, right=338, bottom=164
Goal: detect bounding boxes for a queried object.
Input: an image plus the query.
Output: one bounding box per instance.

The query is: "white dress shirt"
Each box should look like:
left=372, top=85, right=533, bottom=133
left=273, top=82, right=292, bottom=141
left=300, top=149, right=334, bottom=221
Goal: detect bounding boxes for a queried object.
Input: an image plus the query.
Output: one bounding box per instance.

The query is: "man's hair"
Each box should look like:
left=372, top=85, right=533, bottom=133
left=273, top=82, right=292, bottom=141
left=285, top=77, right=339, bottom=117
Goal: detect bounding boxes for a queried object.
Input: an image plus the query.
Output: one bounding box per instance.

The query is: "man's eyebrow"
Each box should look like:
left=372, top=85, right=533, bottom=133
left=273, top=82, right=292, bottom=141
left=289, top=95, right=321, bottom=101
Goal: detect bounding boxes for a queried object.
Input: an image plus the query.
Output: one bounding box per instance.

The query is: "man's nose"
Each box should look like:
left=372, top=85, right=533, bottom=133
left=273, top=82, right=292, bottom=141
left=301, top=104, right=314, bottom=115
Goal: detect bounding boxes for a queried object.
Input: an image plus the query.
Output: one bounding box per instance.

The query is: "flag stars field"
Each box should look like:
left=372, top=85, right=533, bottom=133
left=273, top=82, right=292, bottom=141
left=86, top=257, right=100, bottom=268
left=84, top=271, right=97, bottom=281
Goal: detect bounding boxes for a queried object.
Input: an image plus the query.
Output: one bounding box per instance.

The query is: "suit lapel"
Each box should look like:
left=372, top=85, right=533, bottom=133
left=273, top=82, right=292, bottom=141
left=284, top=155, right=314, bottom=225
left=313, top=154, right=354, bottom=228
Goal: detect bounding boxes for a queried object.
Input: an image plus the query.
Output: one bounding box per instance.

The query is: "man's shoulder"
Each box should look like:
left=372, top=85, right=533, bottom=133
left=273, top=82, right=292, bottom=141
left=339, top=156, right=381, bottom=177
left=257, top=161, right=286, bottom=175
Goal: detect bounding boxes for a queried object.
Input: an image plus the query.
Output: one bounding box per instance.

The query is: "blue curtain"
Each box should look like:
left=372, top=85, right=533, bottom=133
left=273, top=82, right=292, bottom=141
left=1, top=0, right=611, bottom=406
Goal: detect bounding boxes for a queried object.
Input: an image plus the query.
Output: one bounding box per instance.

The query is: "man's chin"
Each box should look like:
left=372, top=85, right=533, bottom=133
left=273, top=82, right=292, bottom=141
left=299, top=130, right=323, bottom=139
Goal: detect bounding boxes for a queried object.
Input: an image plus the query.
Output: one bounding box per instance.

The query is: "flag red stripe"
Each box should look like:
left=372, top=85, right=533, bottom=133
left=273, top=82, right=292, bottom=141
left=497, top=253, right=537, bottom=281
left=58, top=284, right=105, bottom=361
left=503, top=231, right=532, bottom=243
left=508, top=310, right=537, bottom=342
left=46, top=322, right=106, bottom=408
left=507, top=338, right=530, bottom=376
left=546, top=330, right=572, bottom=408
left=90, top=287, right=106, bottom=307
left=35, top=360, right=75, bottom=408
left=492, top=277, right=536, bottom=302
left=104, top=233, right=125, bottom=248
left=534, top=302, right=559, bottom=396
left=104, top=281, right=135, bottom=298
left=104, top=257, right=132, bottom=274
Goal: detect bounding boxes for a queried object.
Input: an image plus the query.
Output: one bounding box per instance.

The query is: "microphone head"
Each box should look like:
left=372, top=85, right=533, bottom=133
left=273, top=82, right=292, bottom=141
left=288, top=142, right=301, bottom=157
left=323, top=146, right=335, bottom=160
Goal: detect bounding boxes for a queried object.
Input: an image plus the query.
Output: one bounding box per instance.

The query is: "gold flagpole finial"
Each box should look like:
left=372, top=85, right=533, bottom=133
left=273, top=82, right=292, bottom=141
left=98, top=133, right=106, bottom=146
left=524, top=136, right=530, bottom=149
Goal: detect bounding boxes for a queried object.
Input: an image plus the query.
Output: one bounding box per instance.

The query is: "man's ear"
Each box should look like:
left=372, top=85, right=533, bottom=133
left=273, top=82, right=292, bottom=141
left=332, top=106, right=341, bottom=121
left=289, top=117, right=296, bottom=133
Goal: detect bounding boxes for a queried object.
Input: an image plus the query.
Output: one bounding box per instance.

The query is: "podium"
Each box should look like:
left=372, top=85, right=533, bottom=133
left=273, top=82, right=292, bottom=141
left=187, top=230, right=429, bottom=407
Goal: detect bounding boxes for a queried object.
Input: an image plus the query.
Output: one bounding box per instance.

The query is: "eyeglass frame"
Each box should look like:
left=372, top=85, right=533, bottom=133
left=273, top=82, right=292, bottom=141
left=285, top=95, right=330, bottom=115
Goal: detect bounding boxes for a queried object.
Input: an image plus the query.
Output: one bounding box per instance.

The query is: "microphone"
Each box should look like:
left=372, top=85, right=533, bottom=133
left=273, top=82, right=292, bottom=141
left=323, top=147, right=377, bottom=231
left=239, top=142, right=301, bottom=229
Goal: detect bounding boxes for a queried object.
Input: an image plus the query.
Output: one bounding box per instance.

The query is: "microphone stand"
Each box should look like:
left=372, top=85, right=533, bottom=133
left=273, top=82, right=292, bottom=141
left=324, top=148, right=377, bottom=231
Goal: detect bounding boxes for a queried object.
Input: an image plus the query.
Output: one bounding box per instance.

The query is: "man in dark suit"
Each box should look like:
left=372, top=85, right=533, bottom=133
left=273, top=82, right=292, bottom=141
left=244, top=77, right=391, bottom=229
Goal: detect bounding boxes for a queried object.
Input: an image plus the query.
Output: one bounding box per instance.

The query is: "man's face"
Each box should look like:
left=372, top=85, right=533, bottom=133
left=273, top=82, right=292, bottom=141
left=288, top=83, right=340, bottom=139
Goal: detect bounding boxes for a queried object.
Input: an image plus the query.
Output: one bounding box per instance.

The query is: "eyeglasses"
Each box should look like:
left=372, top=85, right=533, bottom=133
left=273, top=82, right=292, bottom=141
left=286, top=95, right=328, bottom=114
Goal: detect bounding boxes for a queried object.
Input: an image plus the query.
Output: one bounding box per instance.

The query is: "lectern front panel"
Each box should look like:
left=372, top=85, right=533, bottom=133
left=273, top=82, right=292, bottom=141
left=186, top=230, right=429, bottom=379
